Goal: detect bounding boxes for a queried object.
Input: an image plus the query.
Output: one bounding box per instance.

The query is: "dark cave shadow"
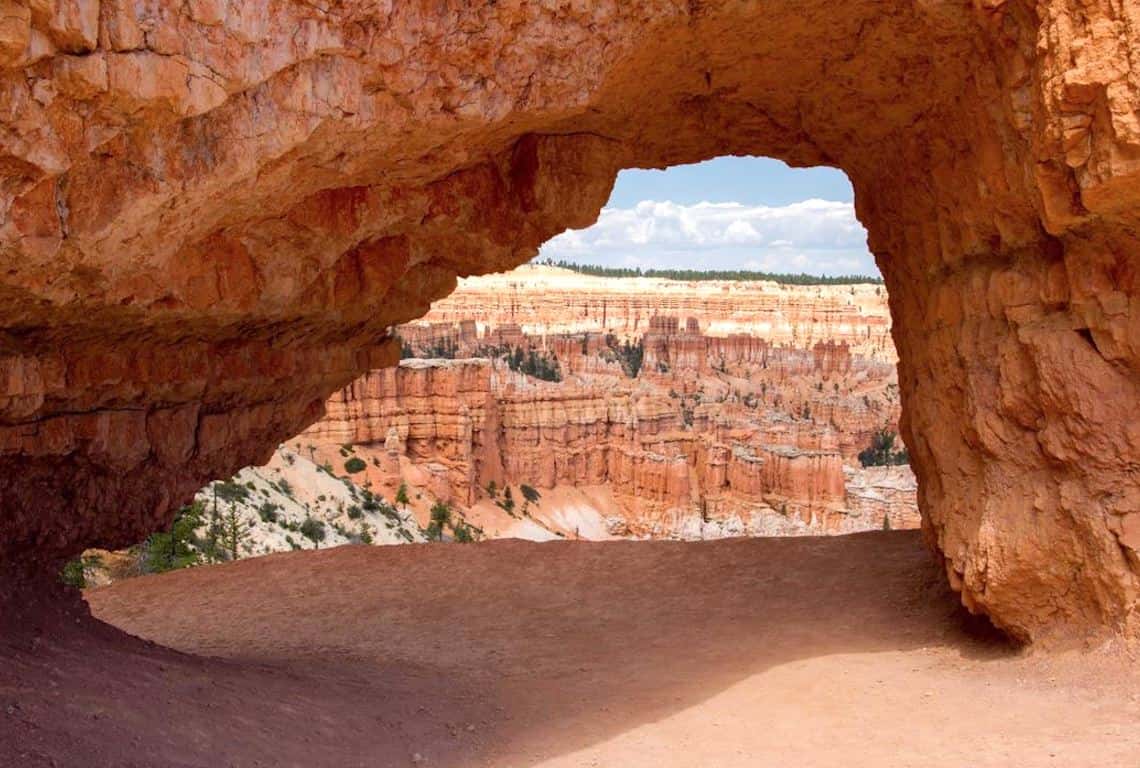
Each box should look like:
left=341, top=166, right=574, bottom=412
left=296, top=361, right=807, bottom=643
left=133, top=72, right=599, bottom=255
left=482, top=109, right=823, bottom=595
left=2, top=530, right=1017, bottom=768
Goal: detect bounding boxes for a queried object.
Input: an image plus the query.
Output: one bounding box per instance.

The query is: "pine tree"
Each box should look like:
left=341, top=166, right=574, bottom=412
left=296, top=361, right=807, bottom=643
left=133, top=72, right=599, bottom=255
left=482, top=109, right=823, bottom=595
left=221, top=502, right=249, bottom=561
left=453, top=522, right=474, bottom=543
left=429, top=501, right=451, bottom=541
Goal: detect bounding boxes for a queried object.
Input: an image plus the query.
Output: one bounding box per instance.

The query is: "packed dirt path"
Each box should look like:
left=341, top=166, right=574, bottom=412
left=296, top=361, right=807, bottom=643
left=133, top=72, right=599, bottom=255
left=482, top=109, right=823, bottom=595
left=4, top=532, right=1139, bottom=767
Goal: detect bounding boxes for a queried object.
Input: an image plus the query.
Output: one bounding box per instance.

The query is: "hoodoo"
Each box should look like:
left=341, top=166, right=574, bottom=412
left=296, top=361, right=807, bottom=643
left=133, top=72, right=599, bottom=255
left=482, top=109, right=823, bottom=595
left=1, top=1, right=1138, bottom=642
left=301, top=266, right=915, bottom=541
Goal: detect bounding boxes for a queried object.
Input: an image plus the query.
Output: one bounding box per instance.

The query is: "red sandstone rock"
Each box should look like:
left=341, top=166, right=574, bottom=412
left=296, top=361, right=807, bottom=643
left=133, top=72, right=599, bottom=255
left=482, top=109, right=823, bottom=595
left=0, top=1, right=1137, bottom=642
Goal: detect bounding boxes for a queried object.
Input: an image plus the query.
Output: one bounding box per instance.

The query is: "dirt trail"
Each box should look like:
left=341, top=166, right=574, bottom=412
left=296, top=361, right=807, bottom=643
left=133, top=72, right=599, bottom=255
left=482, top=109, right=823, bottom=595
left=3, top=531, right=1139, bottom=767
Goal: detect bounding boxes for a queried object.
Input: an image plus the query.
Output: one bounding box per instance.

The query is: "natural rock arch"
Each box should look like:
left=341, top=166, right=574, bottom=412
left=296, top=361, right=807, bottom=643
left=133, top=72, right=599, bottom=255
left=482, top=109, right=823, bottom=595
left=1, top=1, right=1138, bottom=642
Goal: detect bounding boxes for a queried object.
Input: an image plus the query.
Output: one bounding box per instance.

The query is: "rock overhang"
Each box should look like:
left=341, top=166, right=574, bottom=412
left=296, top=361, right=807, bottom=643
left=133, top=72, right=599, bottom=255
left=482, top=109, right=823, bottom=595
left=0, top=0, right=1138, bottom=643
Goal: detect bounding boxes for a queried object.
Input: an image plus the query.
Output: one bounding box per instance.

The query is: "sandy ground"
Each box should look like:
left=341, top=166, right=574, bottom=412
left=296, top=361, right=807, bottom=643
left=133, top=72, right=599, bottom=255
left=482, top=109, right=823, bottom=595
left=3, top=531, right=1140, bottom=767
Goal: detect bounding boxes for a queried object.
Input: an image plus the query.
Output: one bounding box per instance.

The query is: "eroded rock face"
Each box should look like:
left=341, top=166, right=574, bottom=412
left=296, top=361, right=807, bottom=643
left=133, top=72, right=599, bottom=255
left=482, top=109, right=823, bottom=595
left=330, top=266, right=910, bottom=537
left=407, top=266, right=896, bottom=362
left=1, top=0, right=1138, bottom=641
left=300, top=339, right=913, bottom=538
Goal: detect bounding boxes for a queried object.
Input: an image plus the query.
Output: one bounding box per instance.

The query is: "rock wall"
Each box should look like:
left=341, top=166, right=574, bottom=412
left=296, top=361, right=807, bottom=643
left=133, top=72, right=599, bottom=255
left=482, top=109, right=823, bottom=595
left=0, top=1, right=1137, bottom=641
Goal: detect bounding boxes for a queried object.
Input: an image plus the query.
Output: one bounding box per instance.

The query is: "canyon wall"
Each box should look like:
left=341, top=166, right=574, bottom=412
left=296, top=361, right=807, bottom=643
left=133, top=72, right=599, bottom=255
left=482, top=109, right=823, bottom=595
left=411, top=268, right=896, bottom=360
left=299, top=267, right=916, bottom=539
left=0, top=1, right=1137, bottom=641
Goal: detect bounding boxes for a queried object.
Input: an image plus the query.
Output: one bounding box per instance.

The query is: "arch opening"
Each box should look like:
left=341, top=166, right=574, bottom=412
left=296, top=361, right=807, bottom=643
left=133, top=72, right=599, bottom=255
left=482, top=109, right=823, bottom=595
left=92, top=156, right=916, bottom=564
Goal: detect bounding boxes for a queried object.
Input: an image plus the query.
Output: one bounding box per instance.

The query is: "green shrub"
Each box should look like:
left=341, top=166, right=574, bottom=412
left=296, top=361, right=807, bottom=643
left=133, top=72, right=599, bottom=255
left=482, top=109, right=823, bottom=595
left=429, top=501, right=452, bottom=541
left=346, top=504, right=363, bottom=520
left=520, top=484, right=541, bottom=504
left=453, top=522, right=475, bottom=543
left=605, top=334, right=644, bottom=378
left=422, top=337, right=459, bottom=359
left=60, top=557, right=88, bottom=589
left=213, top=480, right=249, bottom=503
left=140, top=502, right=207, bottom=573
left=858, top=429, right=909, bottom=467
left=300, top=517, right=326, bottom=545
left=344, top=457, right=367, bottom=474
left=258, top=502, right=279, bottom=523
left=378, top=501, right=400, bottom=522
left=504, top=345, right=561, bottom=381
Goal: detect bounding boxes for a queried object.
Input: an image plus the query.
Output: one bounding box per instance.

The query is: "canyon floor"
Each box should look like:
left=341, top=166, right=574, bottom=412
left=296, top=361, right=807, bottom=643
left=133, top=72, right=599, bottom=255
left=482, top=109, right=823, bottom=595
left=4, top=531, right=1139, bottom=767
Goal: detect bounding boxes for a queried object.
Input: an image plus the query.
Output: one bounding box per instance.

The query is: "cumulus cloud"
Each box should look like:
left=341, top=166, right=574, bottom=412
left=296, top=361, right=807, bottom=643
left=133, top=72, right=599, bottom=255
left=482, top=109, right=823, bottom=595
left=538, top=199, right=876, bottom=276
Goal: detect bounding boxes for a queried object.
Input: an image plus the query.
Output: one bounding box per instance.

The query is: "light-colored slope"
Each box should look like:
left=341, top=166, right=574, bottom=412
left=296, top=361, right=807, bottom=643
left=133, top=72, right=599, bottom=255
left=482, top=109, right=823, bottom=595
left=464, top=485, right=622, bottom=541
left=193, top=446, right=425, bottom=558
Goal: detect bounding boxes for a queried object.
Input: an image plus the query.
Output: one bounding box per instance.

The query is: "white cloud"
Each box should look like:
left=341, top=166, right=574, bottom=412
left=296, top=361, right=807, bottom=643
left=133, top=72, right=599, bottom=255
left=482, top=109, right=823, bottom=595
left=538, top=199, right=876, bottom=276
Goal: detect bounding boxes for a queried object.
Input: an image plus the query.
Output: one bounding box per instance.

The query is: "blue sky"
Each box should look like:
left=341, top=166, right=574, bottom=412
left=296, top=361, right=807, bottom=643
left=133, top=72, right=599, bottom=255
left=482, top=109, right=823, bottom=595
left=538, top=156, right=878, bottom=277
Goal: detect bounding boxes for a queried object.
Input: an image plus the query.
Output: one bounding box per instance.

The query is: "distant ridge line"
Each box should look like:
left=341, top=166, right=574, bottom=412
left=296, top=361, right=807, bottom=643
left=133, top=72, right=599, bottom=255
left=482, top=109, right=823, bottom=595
left=538, top=259, right=884, bottom=286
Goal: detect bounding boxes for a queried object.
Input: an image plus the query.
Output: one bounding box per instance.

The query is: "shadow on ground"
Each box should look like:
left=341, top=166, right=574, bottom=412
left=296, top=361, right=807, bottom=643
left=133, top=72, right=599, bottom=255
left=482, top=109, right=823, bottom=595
left=1, top=531, right=1015, bottom=767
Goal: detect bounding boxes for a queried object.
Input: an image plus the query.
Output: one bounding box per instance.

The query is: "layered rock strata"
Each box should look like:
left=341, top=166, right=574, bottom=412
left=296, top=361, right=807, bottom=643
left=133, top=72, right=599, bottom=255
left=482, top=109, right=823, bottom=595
left=0, top=1, right=1137, bottom=641
left=301, top=271, right=914, bottom=538
left=411, top=267, right=896, bottom=361
left=305, top=357, right=909, bottom=539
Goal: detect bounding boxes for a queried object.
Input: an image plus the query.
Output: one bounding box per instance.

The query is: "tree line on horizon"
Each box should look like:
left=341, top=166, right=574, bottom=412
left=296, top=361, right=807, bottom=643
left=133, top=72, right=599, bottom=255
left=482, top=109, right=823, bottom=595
left=538, top=258, right=884, bottom=286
